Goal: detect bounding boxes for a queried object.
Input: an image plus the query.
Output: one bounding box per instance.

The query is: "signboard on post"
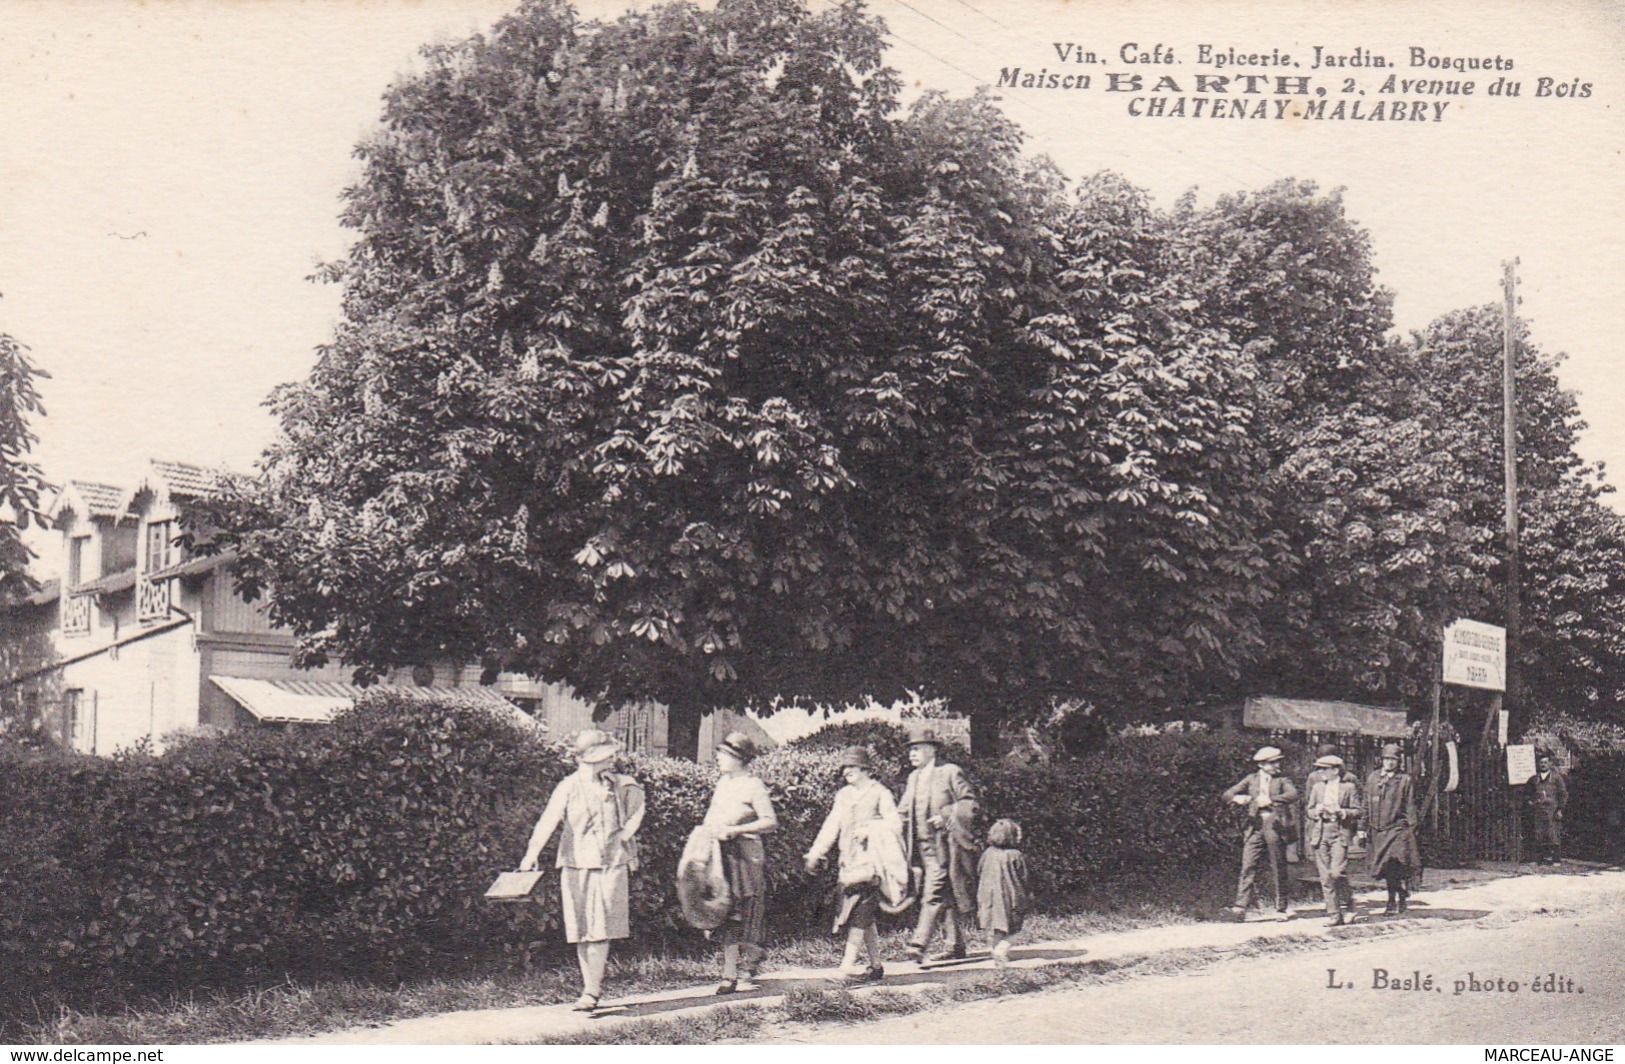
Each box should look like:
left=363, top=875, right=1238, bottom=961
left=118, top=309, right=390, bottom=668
left=1506, top=744, right=1537, bottom=786
left=1443, top=619, right=1507, bottom=691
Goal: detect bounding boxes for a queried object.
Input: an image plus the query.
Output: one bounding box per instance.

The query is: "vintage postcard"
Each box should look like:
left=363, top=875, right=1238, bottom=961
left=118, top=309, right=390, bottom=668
left=0, top=0, right=1620, bottom=1053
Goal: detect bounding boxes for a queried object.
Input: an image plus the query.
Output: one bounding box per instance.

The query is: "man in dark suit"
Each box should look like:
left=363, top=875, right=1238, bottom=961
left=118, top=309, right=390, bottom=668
left=899, top=727, right=979, bottom=962
left=1224, top=746, right=1299, bottom=921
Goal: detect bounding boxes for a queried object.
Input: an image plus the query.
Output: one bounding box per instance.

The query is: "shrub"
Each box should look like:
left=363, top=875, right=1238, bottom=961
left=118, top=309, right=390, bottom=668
left=784, top=718, right=971, bottom=770
left=0, top=697, right=1258, bottom=1027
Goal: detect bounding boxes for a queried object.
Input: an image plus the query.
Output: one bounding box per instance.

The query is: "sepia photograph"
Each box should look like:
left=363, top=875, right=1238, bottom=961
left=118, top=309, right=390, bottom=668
left=0, top=0, right=1620, bottom=1051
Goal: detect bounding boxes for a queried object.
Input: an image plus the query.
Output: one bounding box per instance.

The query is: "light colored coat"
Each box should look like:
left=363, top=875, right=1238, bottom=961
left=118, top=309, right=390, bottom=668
left=525, top=770, right=645, bottom=870
left=808, top=779, right=908, bottom=904
left=1306, top=774, right=1362, bottom=848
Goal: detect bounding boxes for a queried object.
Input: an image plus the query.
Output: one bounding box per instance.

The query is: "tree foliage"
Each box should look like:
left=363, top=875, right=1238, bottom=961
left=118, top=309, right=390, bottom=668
left=209, top=0, right=1294, bottom=752
left=202, top=0, right=1625, bottom=752
left=0, top=312, right=49, bottom=603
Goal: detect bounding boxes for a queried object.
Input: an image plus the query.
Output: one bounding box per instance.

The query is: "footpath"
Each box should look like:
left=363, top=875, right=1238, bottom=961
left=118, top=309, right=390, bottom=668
left=251, top=863, right=1623, bottom=1046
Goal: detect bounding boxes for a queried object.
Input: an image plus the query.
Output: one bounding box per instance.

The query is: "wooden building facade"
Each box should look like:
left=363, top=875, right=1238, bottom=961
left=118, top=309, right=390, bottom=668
left=0, top=460, right=668, bottom=756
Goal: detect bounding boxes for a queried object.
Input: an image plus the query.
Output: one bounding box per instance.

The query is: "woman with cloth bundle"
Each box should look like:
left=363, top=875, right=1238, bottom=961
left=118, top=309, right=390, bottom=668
left=517, top=729, right=645, bottom=1011
left=803, top=746, right=906, bottom=985
left=702, top=731, right=779, bottom=994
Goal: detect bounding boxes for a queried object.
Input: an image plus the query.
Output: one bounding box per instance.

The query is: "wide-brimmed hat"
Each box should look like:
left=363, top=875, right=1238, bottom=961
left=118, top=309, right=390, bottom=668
left=1380, top=743, right=1403, bottom=759
left=1314, top=754, right=1344, bottom=769
left=717, top=731, right=759, bottom=764
left=1252, top=746, right=1284, bottom=763
left=908, top=726, right=945, bottom=748
left=838, top=745, right=873, bottom=769
left=570, top=728, right=619, bottom=764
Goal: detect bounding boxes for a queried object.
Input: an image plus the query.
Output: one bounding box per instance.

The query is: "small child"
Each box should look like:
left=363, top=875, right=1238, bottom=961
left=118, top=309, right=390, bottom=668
left=977, top=818, right=1029, bottom=966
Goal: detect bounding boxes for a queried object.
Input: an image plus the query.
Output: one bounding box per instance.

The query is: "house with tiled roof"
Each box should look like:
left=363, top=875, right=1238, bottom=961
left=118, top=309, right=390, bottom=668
left=0, top=459, right=668, bottom=756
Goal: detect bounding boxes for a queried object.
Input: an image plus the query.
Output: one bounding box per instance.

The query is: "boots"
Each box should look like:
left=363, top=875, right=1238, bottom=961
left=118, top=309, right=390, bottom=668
left=1383, top=888, right=1397, bottom=915
left=1397, top=888, right=1409, bottom=914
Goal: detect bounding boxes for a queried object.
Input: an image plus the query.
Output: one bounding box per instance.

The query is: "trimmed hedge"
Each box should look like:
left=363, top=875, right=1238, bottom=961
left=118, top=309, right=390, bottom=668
left=0, top=696, right=1257, bottom=1025
left=784, top=719, right=972, bottom=771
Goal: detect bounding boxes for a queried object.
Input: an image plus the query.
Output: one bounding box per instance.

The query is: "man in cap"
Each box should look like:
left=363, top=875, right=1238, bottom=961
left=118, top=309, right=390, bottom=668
left=899, top=726, right=980, bottom=962
left=1306, top=752, right=1362, bottom=925
left=1360, top=743, right=1421, bottom=914
left=1527, top=751, right=1568, bottom=865
left=1223, top=746, right=1299, bottom=921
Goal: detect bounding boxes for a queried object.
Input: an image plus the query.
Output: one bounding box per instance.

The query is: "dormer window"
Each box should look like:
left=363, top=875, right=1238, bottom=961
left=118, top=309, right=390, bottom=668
left=68, top=536, right=88, bottom=587
left=145, top=520, right=176, bottom=574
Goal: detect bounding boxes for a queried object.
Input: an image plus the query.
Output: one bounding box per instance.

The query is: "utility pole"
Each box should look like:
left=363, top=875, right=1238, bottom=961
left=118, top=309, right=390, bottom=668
left=1502, top=259, right=1521, bottom=738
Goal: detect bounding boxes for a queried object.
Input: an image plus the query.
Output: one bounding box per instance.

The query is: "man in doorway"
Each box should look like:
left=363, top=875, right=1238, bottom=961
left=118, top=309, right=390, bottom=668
left=1529, top=751, right=1568, bottom=865
left=1224, top=746, right=1299, bottom=921
left=899, top=727, right=980, bottom=963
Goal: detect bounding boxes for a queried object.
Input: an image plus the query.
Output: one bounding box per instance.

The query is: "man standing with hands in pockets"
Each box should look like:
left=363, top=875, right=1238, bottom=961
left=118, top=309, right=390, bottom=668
left=899, top=727, right=980, bottom=963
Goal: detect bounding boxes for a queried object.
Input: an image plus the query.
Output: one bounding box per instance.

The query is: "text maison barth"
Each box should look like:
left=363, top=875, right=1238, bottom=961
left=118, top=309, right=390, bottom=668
left=996, top=44, right=1593, bottom=121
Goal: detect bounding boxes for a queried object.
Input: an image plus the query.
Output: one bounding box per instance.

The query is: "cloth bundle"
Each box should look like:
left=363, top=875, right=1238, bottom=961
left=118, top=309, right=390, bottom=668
left=676, top=825, right=732, bottom=930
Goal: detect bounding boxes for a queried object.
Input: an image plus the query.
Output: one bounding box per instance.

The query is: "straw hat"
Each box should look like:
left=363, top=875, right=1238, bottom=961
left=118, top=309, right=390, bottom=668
left=1314, top=754, right=1344, bottom=769
left=570, top=728, right=619, bottom=764
left=1252, top=746, right=1284, bottom=763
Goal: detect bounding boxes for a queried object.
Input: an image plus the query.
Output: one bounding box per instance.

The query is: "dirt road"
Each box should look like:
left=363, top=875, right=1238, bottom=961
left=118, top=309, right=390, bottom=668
left=767, top=885, right=1624, bottom=1044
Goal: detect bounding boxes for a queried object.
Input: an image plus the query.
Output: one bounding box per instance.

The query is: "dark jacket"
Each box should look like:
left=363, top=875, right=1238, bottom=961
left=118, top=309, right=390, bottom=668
left=1223, top=771, right=1299, bottom=840
left=1362, top=770, right=1421, bottom=876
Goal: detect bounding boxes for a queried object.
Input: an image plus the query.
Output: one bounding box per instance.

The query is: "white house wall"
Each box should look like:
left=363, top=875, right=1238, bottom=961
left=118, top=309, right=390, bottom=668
left=56, top=624, right=199, bottom=755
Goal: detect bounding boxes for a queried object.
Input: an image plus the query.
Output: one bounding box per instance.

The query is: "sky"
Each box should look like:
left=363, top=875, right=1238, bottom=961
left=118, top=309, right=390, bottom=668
left=1, top=0, right=1621, bottom=557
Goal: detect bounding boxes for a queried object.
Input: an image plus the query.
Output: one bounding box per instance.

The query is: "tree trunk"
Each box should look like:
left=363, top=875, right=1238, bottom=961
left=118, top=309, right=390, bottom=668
left=969, top=703, right=1001, bottom=761
left=666, top=703, right=701, bottom=761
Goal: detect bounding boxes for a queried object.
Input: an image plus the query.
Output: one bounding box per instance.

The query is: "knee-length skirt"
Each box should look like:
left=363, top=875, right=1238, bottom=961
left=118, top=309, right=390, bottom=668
left=560, top=866, right=630, bottom=943
left=713, top=837, right=768, bottom=948
left=832, top=883, right=879, bottom=935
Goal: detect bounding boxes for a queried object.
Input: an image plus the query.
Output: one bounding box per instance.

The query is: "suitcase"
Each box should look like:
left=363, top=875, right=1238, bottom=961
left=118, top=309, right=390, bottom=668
left=484, top=869, right=546, bottom=902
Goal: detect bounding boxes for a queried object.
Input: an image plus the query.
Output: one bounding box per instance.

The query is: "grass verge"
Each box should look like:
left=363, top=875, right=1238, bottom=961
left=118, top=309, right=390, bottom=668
left=19, top=863, right=1414, bottom=1045
left=528, top=913, right=1528, bottom=1045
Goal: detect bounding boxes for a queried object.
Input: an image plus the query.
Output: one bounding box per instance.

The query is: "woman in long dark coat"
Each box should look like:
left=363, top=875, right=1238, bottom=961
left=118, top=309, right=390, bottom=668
left=1360, top=743, right=1422, bottom=914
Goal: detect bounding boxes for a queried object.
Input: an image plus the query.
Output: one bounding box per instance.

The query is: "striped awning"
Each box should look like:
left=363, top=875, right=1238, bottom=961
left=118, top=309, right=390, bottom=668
left=210, top=675, right=545, bottom=731
left=1243, top=696, right=1409, bottom=738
